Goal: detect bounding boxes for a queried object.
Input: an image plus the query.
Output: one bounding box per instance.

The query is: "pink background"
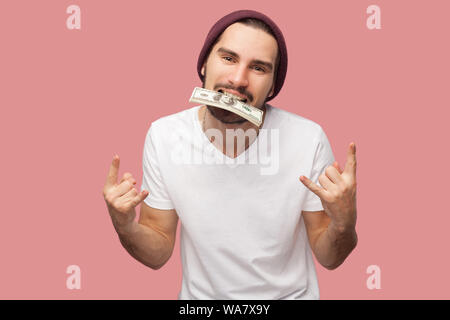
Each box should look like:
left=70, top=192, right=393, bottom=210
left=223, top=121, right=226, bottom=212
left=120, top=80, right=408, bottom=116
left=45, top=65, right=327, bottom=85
left=1, top=0, right=449, bottom=299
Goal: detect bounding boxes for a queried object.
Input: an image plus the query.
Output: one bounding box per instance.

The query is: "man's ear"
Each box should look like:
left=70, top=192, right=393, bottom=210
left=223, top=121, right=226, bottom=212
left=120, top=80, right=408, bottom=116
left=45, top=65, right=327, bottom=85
left=268, top=83, right=275, bottom=98
left=201, top=64, right=205, bottom=77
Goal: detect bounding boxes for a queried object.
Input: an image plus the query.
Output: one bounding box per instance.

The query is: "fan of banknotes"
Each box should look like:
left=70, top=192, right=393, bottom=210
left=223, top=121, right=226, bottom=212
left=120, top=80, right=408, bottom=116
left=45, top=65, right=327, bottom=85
left=189, top=87, right=264, bottom=127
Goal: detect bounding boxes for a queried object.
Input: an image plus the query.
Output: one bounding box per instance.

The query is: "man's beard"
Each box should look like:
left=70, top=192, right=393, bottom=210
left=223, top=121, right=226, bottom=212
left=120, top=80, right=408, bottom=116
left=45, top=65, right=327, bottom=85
left=206, top=105, right=248, bottom=124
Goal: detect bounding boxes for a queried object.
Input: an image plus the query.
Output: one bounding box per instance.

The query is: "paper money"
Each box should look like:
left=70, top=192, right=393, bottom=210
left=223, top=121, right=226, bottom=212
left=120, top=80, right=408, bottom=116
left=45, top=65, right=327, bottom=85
left=189, top=87, right=264, bottom=127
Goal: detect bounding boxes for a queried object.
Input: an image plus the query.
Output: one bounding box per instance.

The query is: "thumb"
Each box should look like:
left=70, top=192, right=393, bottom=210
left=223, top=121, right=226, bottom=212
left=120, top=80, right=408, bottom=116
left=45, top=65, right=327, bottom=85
left=299, top=175, right=324, bottom=199
left=131, top=190, right=150, bottom=207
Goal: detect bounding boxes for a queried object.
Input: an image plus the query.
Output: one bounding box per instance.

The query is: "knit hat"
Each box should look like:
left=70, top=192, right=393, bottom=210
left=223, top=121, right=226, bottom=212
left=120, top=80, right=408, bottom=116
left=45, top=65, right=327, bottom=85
left=197, top=10, right=288, bottom=102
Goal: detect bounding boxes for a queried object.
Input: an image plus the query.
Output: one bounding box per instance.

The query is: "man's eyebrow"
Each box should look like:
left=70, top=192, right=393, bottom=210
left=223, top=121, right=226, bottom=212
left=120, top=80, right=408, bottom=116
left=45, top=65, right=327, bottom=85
left=217, top=47, right=239, bottom=58
left=252, top=59, right=273, bottom=72
left=216, top=47, right=273, bottom=72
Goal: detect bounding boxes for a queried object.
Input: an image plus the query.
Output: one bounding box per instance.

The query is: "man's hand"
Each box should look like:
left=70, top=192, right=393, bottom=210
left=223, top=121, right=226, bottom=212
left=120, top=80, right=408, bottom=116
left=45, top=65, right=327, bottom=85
left=299, top=142, right=357, bottom=232
left=102, top=154, right=149, bottom=231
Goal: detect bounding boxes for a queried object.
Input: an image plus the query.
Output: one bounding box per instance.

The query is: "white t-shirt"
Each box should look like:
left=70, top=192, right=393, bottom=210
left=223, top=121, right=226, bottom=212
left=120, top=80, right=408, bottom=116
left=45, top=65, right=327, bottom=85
left=140, top=104, right=335, bottom=300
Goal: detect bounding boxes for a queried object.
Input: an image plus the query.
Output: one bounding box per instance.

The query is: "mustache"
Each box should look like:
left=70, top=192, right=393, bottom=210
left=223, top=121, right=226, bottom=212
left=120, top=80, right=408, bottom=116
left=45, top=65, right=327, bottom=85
left=213, top=84, right=253, bottom=103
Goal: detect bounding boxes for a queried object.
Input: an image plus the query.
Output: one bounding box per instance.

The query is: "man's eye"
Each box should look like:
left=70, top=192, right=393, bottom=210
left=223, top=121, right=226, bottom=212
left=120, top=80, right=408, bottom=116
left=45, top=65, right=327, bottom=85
left=223, top=56, right=233, bottom=62
left=253, top=66, right=265, bottom=72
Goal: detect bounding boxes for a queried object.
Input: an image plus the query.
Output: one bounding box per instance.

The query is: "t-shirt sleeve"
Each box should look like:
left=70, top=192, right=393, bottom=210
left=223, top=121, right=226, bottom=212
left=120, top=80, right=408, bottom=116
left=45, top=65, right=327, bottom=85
left=140, top=124, right=175, bottom=210
left=302, top=127, right=335, bottom=212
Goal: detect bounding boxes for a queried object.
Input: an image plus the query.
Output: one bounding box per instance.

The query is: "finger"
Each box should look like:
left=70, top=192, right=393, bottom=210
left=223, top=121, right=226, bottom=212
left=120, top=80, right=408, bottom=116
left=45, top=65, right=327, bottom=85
left=318, top=173, right=335, bottom=191
left=130, top=190, right=150, bottom=207
left=119, top=186, right=139, bottom=200
left=114, top=187, right=142, bottom=211
left=344, top=142, right=357, bottom=176
left=119, top=188, right=149, bottom=207
left=105, top=154, right=120, bottom=188
left=299, top=175, right=325, bottom=199
left=324, top=165, right=343, bottom=185
left=333, top=161, right=343, bottom=174
left=109, top=180, right=135, bottom=200
left=119, top=173, right=136, bottom=185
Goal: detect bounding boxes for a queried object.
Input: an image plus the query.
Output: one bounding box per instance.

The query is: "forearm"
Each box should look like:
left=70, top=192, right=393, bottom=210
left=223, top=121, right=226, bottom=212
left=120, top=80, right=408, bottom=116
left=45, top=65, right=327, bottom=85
left=313, top=222, right=358, bottom=270
left=115, top=221, right=171, bottom=270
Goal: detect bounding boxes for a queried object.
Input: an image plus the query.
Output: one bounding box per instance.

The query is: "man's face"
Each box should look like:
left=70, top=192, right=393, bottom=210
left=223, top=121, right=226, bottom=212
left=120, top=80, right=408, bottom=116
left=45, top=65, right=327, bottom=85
left=201, top=22, right=278, bottom=124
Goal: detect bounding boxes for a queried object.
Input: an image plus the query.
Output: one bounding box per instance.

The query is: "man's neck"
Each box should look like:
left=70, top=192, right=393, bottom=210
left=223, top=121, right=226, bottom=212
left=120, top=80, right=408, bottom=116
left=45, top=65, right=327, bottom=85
left=198, top=105, right=267, bottom=158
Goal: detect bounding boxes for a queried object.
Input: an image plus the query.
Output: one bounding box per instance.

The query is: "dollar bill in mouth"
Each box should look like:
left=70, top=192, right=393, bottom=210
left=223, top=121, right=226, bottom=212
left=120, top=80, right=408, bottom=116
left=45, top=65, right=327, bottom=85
left=189, top=87, right=264, bottom=127
left=217, top=89, right=248, bottom=104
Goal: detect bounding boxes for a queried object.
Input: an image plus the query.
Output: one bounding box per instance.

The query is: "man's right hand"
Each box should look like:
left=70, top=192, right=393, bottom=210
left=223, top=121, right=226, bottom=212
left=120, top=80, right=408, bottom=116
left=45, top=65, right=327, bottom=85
left=102, top=154, right=149, bottom=232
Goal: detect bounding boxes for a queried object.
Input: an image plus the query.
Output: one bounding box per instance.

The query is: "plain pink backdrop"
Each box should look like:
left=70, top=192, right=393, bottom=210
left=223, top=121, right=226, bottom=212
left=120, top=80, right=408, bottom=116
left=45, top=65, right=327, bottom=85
left=1, top=0, right=449, bottom=299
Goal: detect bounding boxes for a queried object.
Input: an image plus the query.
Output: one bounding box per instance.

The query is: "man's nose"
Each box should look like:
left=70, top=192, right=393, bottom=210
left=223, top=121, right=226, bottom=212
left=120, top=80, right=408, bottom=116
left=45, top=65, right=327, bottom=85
left=227, top=64, right=249, bottom=88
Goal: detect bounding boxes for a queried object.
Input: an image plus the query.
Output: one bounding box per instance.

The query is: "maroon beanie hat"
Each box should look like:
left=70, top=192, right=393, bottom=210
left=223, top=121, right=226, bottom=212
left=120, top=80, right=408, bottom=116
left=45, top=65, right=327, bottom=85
left=197, top=10, right=288, bottom=102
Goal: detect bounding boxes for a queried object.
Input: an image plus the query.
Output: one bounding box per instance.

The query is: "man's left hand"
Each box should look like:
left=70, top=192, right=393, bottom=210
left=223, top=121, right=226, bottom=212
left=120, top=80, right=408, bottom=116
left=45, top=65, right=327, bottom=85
left=299, top=142, right=357, bottom=232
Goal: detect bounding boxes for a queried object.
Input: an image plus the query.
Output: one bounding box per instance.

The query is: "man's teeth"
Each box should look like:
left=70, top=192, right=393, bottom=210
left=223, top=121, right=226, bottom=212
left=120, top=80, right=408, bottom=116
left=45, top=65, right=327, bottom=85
left=218, top=90, right=246, bottom=102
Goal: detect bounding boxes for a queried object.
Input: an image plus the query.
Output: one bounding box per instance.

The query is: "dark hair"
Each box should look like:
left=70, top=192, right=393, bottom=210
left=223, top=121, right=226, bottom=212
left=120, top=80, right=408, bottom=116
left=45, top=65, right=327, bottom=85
left=204, top=18, right=280, bottom=91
